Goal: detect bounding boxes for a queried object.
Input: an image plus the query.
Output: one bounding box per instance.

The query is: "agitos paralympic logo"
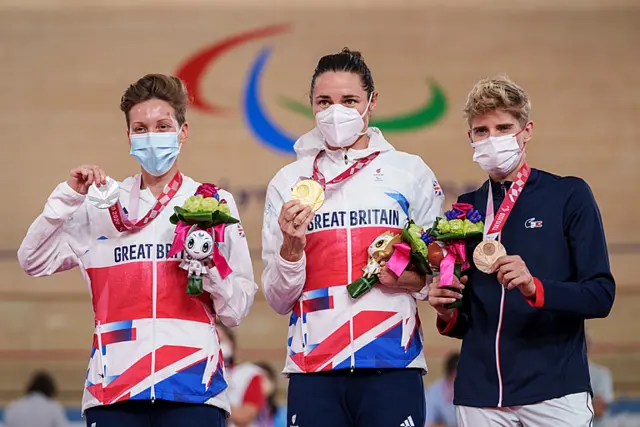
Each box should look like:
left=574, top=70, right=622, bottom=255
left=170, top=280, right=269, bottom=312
left=175, top=24, right=448, bottom=155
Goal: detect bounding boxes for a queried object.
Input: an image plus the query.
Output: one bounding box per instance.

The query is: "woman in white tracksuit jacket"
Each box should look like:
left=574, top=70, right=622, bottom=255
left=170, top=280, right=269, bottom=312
left=17, top=74, right=257, bottom=427
left=261, top=48, right=445, bottom=427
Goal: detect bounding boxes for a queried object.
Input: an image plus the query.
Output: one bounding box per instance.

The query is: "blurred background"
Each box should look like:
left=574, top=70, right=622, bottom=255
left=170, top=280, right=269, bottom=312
left=0, top=0, right=639, bottom=425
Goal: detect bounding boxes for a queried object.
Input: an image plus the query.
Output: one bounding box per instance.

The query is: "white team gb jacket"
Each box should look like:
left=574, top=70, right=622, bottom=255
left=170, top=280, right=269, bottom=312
left=17, top=173, right=258, bottom=414
left=262, top=127, right=445, bottom=374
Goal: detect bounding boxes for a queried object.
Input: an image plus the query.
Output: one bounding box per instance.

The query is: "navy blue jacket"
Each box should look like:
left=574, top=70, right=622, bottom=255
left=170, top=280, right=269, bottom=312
left=437, top=168, right=615, bottom=407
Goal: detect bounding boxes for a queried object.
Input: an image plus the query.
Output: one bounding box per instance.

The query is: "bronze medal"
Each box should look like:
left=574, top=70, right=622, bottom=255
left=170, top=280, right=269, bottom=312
left=473, top=240, right=507, bottom=274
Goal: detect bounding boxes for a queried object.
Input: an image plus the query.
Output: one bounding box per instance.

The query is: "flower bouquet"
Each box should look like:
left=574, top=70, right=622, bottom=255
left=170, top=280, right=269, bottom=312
left=167, top=184, right=239, bottom=296
left=426, top=203, right=484, bottom=309
left=169, top=184, right=238, bottom=229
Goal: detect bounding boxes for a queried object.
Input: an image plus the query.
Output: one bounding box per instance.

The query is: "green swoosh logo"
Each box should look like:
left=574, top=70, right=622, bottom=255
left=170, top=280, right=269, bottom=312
left=278, top=79, right=447, bottom=132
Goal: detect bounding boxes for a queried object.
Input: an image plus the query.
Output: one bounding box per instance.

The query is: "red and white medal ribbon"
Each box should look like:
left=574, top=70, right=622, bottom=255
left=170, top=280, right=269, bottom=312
left=484, top=163, right=531, bottom=241
left=108, top=171, right=183, bottom=232
left=311, top=150, right=380, bottom=188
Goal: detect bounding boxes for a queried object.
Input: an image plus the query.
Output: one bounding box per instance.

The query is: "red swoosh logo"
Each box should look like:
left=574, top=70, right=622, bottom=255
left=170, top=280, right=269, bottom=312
left=176, top=24, right=290, bottom=115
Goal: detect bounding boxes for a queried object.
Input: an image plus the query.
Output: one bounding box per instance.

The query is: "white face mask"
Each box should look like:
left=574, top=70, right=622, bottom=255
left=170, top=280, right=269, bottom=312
left=315, top=94, right=373, bottom=148
left=472, top=133, right=524, bottom=178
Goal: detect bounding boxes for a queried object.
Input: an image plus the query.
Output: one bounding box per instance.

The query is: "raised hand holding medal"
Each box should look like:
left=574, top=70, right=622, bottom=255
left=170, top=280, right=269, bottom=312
left=67, top=164, right=108, bottom=196
left=280, top=150, right=380, bottom=263
left=69, top=164, right=121, bottom=210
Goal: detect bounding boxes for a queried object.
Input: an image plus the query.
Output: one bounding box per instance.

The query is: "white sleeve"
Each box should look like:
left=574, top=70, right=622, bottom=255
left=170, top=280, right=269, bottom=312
left=600, top=366, right=615, bottom=403
left=261, top=180, right=306, bottom=315
left=203, top=194, right=258, bottom=328
left=4, top=403, right=16, bottom=427
left=53, top=403, right=69, bottom=427
left=17, top=182, right=91, bottom=277
left=409, top=158, right=445, bottom=301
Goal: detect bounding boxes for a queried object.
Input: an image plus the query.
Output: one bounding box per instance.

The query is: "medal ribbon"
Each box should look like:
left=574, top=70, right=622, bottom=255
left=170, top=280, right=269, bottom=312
left=483, top=163, right=531, bottom=241
left=109, top=171, right=183, bottom=232
left=311, top=151, right=380, bottom=188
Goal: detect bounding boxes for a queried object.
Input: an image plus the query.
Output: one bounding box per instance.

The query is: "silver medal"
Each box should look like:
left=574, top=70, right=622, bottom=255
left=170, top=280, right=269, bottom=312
left=87, top=177, right=120, bottom=209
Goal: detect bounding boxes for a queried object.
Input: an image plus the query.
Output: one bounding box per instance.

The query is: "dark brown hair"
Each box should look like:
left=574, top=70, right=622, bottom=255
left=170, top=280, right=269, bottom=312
left=309, top=47, right=375, bottom=104
left=120, top=74, right=189, bottom=128
left=26, top=371, right=57, bottom=398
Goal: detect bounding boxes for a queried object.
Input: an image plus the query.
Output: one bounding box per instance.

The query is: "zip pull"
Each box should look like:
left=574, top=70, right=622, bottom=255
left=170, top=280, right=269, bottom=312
left=344, top=153, right=348, bottom=165
left=500, top=182, right=506, bottom=196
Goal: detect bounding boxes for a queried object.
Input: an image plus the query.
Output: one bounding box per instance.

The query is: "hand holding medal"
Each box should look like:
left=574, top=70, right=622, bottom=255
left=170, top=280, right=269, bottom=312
left=491, top=253, right=537, bottom=297
left=473, top=238, right=536, bottom=297
left=67, top=164, right=108, bottom=197
left=474, top=163, right=536, bottom=297
left=281, top=150, right=381, bottom=263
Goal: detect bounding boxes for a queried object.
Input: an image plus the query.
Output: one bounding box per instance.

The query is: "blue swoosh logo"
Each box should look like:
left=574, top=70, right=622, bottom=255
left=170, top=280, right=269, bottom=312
left=243, top=47, right=297, bottom=154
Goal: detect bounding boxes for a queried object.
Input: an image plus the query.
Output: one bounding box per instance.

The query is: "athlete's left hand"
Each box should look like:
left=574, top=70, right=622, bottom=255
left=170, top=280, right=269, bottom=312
left=492, top=255, right=536, bottom=298
left=378, top=263, right=425, bottom=293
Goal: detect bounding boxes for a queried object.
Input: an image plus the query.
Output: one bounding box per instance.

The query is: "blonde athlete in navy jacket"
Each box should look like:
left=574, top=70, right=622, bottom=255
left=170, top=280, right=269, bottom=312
left=428, top=76, right=615, bottom=427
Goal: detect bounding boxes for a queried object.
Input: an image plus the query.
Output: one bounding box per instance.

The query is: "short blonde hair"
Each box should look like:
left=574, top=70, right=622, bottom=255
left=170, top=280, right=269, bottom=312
left=463, top=75, right=531, bottom=126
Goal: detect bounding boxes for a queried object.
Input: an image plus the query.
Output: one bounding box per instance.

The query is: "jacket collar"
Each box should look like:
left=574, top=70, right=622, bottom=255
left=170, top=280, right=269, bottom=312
left=484, top=168, right=540, bottom=197
left=293, top=127, right=395, bottom=164
left=120, top=172, right=194, bottom=204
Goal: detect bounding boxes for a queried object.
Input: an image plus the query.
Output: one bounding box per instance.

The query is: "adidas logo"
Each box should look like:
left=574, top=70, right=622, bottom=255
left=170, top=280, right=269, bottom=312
left=400, top=415, right=415, bottom=426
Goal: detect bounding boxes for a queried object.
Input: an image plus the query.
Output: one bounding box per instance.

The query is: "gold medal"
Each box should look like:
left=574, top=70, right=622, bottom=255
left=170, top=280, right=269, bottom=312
left=473, top=240, right=507, bottom=274
left=291, top=179, right=325, bottom=212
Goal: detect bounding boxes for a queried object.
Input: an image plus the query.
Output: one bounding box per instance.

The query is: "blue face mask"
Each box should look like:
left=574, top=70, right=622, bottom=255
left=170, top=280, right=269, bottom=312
left=130, top=129, right=181, bottom=176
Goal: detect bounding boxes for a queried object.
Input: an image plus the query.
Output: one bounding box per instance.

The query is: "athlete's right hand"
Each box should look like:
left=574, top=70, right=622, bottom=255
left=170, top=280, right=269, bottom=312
left=67, top=165, right=107, bottom=195
left=427, top=274, right=467, bottom=322
left=278, top=200, right=313, bottom=262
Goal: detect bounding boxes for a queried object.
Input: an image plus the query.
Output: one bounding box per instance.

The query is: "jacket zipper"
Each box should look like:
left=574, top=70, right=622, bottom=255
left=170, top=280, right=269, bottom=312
left=150, top=221, right=158, bottom=402
left=495, top=287, right=505, bottom=407
left=343, top=152, right=355, bottom=371
left=495, top=182, right=507, bottom=407
left=96, top=321, right=106, bottom=388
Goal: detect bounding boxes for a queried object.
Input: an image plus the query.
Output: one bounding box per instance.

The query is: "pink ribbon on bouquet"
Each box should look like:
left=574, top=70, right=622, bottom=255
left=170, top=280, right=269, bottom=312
left=386, top=242, right=412, bottom=277
left=168, top=222, right=233, bottom=280
left=439, top=241, right=469, bottom=287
